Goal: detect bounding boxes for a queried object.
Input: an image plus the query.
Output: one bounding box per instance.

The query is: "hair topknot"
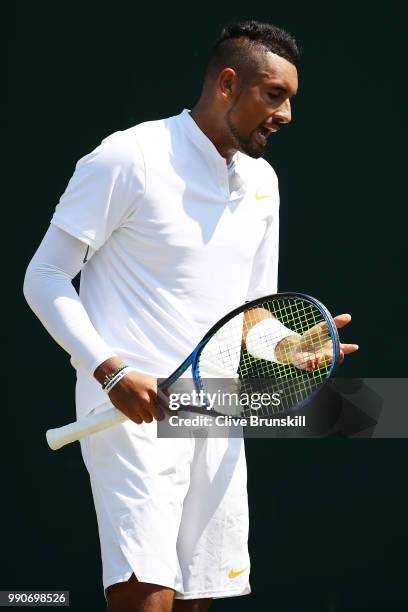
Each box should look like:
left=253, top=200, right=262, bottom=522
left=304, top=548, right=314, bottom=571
left=204, top=20, right=299, bottom=85
left=217, top=20, right=300, bottom=65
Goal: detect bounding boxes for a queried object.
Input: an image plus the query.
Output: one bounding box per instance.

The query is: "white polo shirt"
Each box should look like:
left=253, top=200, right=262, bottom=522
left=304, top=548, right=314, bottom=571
left=52, top=109, right=280, bottom=417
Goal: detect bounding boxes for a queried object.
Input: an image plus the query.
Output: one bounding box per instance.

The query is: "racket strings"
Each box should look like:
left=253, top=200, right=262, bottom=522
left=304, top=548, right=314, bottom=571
left=197, top=297, right=335, bottom=416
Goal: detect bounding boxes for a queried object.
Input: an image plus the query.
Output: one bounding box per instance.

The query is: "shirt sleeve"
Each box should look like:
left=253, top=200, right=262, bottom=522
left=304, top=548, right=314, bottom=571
left=246, top=162, right=280, bottom=300
left=23, top=224, right=116, bottom=374
left=51, top=132, right=145, bottom=250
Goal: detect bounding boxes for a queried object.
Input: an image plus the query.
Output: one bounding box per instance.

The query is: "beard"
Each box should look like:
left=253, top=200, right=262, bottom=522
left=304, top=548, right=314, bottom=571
left=225, top=107, right=266, bottom=159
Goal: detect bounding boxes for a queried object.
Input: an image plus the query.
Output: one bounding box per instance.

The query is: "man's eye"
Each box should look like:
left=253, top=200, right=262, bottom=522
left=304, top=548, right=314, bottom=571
left=268, top=92, right=281, bottom=101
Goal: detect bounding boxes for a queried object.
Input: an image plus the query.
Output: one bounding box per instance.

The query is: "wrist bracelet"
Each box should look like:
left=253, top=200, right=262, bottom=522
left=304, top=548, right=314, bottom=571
left=102, top=365, right=128, bottom=390
left=104, top=366, right=138, bottom=393
left=102, top=365, right=138, bottom=394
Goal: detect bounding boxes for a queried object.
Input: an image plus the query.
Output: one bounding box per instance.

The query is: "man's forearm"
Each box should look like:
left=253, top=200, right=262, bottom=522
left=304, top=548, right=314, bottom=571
left=242, top=307, right=274, bottom=344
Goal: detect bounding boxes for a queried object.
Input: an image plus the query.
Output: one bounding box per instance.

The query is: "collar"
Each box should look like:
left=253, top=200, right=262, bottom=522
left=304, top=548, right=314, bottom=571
left=179, top=108, right=239, bottom=168
left=178, top=109, right=243, bottom=196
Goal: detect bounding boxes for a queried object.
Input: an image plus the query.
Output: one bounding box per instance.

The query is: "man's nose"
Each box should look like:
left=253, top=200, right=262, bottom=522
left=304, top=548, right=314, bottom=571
left=274, top=99, right=292, bottom=124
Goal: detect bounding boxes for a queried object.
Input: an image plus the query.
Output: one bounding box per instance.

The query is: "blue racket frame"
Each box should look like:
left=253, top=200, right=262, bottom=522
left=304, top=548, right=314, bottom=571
left=160, top=292, right=340, bottom=414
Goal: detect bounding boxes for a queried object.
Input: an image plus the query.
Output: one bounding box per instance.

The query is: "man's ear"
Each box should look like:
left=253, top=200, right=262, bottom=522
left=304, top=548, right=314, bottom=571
left=218, top=68, right=237, bottom=100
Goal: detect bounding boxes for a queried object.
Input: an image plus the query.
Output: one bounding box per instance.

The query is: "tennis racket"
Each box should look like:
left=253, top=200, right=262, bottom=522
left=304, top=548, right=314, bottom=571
left=46, top=292, right=340, bottom=450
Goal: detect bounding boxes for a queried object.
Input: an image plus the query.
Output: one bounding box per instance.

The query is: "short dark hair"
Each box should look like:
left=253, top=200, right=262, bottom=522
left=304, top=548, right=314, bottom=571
left=205, top=20, right=300, bottom=85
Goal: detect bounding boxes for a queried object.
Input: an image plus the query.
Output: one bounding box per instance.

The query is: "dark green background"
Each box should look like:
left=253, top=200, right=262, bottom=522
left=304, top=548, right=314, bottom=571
left=5, top=1, right=406, bottom=610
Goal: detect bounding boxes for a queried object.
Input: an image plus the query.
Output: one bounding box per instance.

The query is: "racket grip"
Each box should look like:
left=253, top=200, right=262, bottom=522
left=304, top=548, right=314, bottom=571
left=45, top=407, right=128, bottom=450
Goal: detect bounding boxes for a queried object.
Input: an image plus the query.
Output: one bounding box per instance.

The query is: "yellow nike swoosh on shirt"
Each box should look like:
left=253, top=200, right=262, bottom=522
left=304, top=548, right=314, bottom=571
left=228, top=567, right=248, bottom=578
left=255, top=193, right=273, bottom=200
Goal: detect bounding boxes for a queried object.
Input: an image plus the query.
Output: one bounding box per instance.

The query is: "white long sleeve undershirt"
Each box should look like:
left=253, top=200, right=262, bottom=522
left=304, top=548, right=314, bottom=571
left=23, top=225, right=116, bottom=374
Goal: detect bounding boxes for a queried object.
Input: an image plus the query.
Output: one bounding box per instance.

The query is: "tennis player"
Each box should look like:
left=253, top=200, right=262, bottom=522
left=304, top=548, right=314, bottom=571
left=24, top=21, right=358, bottom=612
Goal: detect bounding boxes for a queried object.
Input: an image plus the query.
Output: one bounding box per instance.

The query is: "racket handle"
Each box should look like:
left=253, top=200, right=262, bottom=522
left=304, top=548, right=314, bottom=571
left=45, top=389, right=171, bottom=450
left=46, top=407, right=127, bottom=450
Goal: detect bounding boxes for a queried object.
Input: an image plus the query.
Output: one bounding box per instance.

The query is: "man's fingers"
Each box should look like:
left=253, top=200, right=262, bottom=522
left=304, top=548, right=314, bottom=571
left=340, top=342, right=359, bottom=354
left=333, top=313, right=352, bottom=329
left=118, top=400, right=156, bottom=424
left=303, top=314, right=352, bottom=345
left=132, top=406, right=153, bottom=423
left=296, top=313, right=358, bottom=370
left=149, top=398, right=165, bottom=420
left=156, top=387, right=170, bottom=406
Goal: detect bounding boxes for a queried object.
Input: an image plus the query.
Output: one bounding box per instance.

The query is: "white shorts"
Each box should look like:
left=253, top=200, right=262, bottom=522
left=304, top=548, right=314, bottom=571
left=80, top=403, right=251, bottom=600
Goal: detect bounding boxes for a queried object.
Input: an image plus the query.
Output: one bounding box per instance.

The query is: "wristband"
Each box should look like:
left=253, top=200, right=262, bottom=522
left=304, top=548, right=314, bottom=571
left=102, top=365, right=137, bottom=394
left=245, top=318, right=300, bottom=364
left=101, top=365, right=128, bottom=390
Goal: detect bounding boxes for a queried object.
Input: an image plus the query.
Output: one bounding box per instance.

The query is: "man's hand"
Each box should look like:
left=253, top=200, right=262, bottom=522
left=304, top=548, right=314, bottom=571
left=94, top=357, right=163, bottom=424
left=276, top=313, right=359, bottom=371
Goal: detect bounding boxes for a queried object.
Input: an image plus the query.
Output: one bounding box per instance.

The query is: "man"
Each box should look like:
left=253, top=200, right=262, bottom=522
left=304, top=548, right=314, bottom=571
left=24, top=20, right=358, bottom=612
